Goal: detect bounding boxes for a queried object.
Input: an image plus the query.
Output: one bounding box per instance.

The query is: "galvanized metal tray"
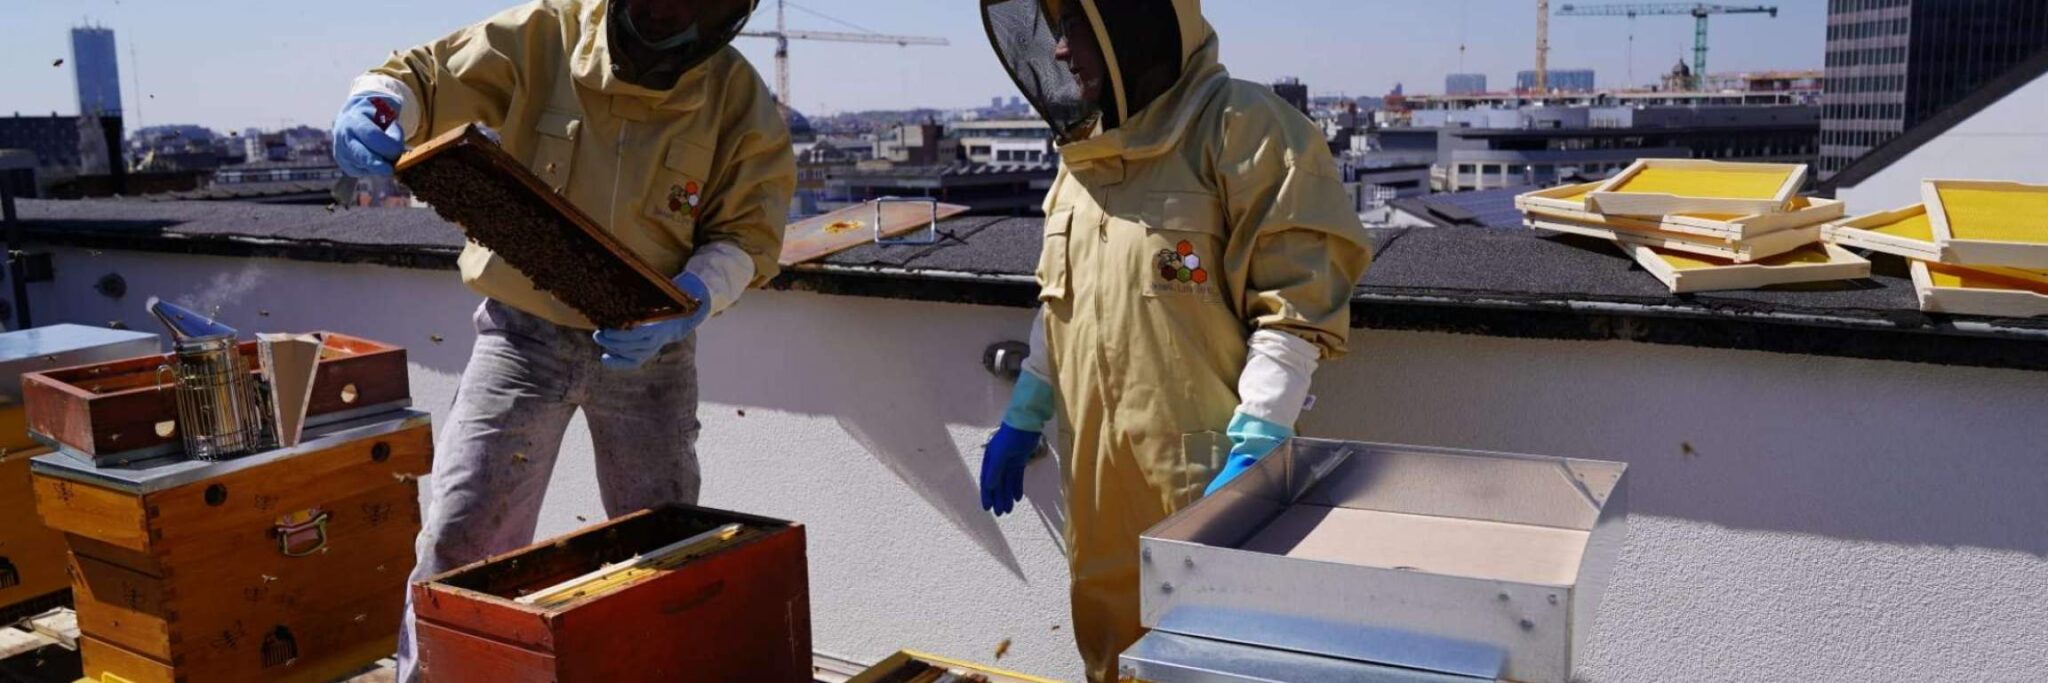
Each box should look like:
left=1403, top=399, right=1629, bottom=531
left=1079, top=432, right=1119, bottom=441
left=1138, top=439, right=1629, bottom=683
left=30, top=408, right=429, bottom=494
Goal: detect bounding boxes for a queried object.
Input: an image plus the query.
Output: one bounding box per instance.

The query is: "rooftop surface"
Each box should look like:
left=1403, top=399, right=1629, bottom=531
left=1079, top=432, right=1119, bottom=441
left=13, top=198, right=2047, bottom=370
left=1388, top=186, right=1535, bottom=230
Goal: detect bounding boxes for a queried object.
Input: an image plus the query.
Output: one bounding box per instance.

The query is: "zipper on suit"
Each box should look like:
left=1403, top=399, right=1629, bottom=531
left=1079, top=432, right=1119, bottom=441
left=610, top=120, right=628, bottom=229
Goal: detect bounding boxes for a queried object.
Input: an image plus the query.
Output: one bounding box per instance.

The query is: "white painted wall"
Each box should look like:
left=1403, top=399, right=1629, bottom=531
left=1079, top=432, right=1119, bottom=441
left=1836, top=69, right=2048, bottom=210
left=30, top=246, right=2048, bottom=682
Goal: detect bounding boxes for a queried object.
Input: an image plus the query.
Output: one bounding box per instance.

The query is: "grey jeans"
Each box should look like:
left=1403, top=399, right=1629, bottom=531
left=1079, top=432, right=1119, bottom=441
left=397, top=299, right=702, bottom=682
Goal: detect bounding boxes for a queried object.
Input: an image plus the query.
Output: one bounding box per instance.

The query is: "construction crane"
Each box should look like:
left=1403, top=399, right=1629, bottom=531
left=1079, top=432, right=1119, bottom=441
left=739, top=0, right=948, bottom=113
left=1555, top=3, right=1778, bottom=90
left=1536, top=0, right=1551, bottom=93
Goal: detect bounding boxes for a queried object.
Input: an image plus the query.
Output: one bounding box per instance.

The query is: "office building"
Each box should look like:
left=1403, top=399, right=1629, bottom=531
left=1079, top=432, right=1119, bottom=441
left=1411, top=104, right=1817, bottom=191
left=951, top=120, right=1055, bottom=165
left=71, top=25, right=122, bottom=117
left=1519, top=69, right=1596, bottom=93
left=0, top=115, right=83, bottom=176
left=1820, top=0, right=2048, bottom=178
left=1272, top=77, right=1309, bottom=115
left=1445, top=73, right=1488, bottom=96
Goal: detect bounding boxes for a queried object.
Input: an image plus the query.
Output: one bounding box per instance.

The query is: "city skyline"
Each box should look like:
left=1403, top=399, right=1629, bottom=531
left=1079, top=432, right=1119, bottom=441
left=6, top=0, right=1825, bottom=132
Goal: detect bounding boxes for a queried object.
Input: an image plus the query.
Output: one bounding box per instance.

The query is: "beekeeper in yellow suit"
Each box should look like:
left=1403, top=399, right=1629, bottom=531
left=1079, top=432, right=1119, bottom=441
left=976, top=0, right=1372, bottom=679
left=329, top=1, right=792, bottom=681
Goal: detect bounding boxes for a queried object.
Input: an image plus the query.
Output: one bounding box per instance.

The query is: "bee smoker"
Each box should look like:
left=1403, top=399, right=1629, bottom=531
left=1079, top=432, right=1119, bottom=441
left=149, top=298, right=273, bottom=460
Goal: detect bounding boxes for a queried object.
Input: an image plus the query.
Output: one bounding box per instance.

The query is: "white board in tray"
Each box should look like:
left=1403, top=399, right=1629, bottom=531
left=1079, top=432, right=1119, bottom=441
left=1528, top=216, right=1818, bottom=263
left=1922, top=179, right=2048, bottom=270
left=1622, top=242, right=1870, bottom=294
left=1586, top=158, right=1807, bottom=218
left=1911, top=261, right=2048, bottom=318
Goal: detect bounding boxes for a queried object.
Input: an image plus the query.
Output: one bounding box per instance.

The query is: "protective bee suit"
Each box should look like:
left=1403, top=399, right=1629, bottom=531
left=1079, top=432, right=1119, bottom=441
left=351, top=0, right=792, bottom=328
left=977, top=0, right=1372, bottom=679
left=333, top=1, right=792, bottom=681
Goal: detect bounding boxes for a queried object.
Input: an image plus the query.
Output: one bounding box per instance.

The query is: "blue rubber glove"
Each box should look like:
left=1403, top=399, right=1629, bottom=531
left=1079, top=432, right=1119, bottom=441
left=332, top=93, right=406, bottom=177
left=1203, top=411, right=1294, bottom=497
left=593, top=273, right=713, bottom=369
left=981, top=372, right=1055, bottom=516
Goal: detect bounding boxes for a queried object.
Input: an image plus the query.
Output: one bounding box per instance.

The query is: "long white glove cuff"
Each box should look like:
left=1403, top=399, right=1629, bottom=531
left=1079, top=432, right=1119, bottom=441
left=1022, top=306, right=1053, bottom=383
left=1237, top=329, right=1319, bottom=429
left=347, top=74, right=422, bottom=141
left=683, top=241, right=755, bottom=315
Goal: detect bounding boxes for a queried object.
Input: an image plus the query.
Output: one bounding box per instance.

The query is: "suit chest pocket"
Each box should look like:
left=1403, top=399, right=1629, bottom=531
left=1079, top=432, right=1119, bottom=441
left=1037, top=209, right=1075, bottom=303
left=1141, top=192, right=1226, bottom=303
left=531, top=111, right=580, bottom=193
left=644, top=139, right=716, bottom=238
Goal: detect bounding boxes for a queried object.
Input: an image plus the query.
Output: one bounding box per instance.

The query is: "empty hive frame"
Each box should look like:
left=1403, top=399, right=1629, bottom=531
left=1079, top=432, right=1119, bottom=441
left=1527, top=216, right=1820, bottom=263
left=1620, top=242, right=1870, bottom=294
left=1923, top=179, right=2048, bottom=270
left=1587, top=159, right=1807, bottom=218
left=1911, top=261, right=2048, bottom=318
left=1823, top=204, right=2048, bottom=288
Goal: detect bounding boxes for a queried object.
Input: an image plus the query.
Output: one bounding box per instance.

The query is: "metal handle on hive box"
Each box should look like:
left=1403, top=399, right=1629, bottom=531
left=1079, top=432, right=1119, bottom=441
left=276, top=510, right=332, bottom=558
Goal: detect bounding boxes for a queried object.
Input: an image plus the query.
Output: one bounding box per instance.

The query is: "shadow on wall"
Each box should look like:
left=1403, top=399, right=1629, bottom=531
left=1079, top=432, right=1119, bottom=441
left=1306, top=330, right=2048, bottom=558
left=697, top=291, right=1041, bottom=579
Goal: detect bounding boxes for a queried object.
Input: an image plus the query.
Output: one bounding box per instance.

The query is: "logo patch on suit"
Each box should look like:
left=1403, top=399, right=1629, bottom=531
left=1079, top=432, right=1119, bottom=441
left=666, top=180, right=703, bottom=220
left=1150, top=240, right=1220, bottom=301
left=1155, top=241, right=1210, bottom=284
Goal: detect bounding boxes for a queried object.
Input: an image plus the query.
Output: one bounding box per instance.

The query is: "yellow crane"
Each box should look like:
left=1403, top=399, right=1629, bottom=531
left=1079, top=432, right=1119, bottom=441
left=739, top=0, right=949, bottom=112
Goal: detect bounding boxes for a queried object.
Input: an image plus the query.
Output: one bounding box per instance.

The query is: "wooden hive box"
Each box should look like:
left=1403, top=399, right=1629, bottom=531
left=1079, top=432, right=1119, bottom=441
left=415, top=505, right=810, bottom=683
left=22, top=333, right=409, bottom=466
left=28, top=410, right=433, bottom=683
left=0, top=432, right=69, bottom=626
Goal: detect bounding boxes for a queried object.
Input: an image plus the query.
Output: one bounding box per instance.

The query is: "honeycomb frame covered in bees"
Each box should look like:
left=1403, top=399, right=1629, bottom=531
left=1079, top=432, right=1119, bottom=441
left=395, top=124, right=698, bottom=329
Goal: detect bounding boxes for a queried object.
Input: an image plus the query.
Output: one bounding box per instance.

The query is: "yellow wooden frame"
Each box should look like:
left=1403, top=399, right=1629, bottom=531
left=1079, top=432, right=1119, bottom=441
left=1911, top=261, right=2048, bottom=318
left=847, top=651, right=1062, bottom=683
left=1520, top=184, right=1837, bottom=241
left=1622, top=242, right=1870, bottom=294
left=1922, top=179, right=2048, bottom=269
left=1587, top=158, right=1807, bottom=218
left=1527, top=216, right=1820, bottom=263
left=1822, top=204, right=1942, bottom=261
left=1513, top=182, right=1605, bottom=214
left=1825, top=203, right=2048, bottom=287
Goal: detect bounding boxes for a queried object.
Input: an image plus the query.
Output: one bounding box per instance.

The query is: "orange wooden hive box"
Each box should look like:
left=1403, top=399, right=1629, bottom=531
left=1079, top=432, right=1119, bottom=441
left=414, top=505, right=811, bottom=683
left=0, top=324, right=160, bottom=626
left=21, top=332, right=409, bottom=467
left=30, top=394, right=431, bottom=682
left=0, top=407, right=68, bottom=627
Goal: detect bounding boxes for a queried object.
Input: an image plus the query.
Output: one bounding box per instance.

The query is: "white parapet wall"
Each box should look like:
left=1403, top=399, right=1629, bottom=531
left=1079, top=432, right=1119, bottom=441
left=31, top=245, right=2048, bottom=682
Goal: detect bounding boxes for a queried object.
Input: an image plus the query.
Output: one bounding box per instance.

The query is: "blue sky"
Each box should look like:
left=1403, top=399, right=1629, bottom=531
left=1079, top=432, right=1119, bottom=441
left=3, top=0, right=1826, bottom=132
